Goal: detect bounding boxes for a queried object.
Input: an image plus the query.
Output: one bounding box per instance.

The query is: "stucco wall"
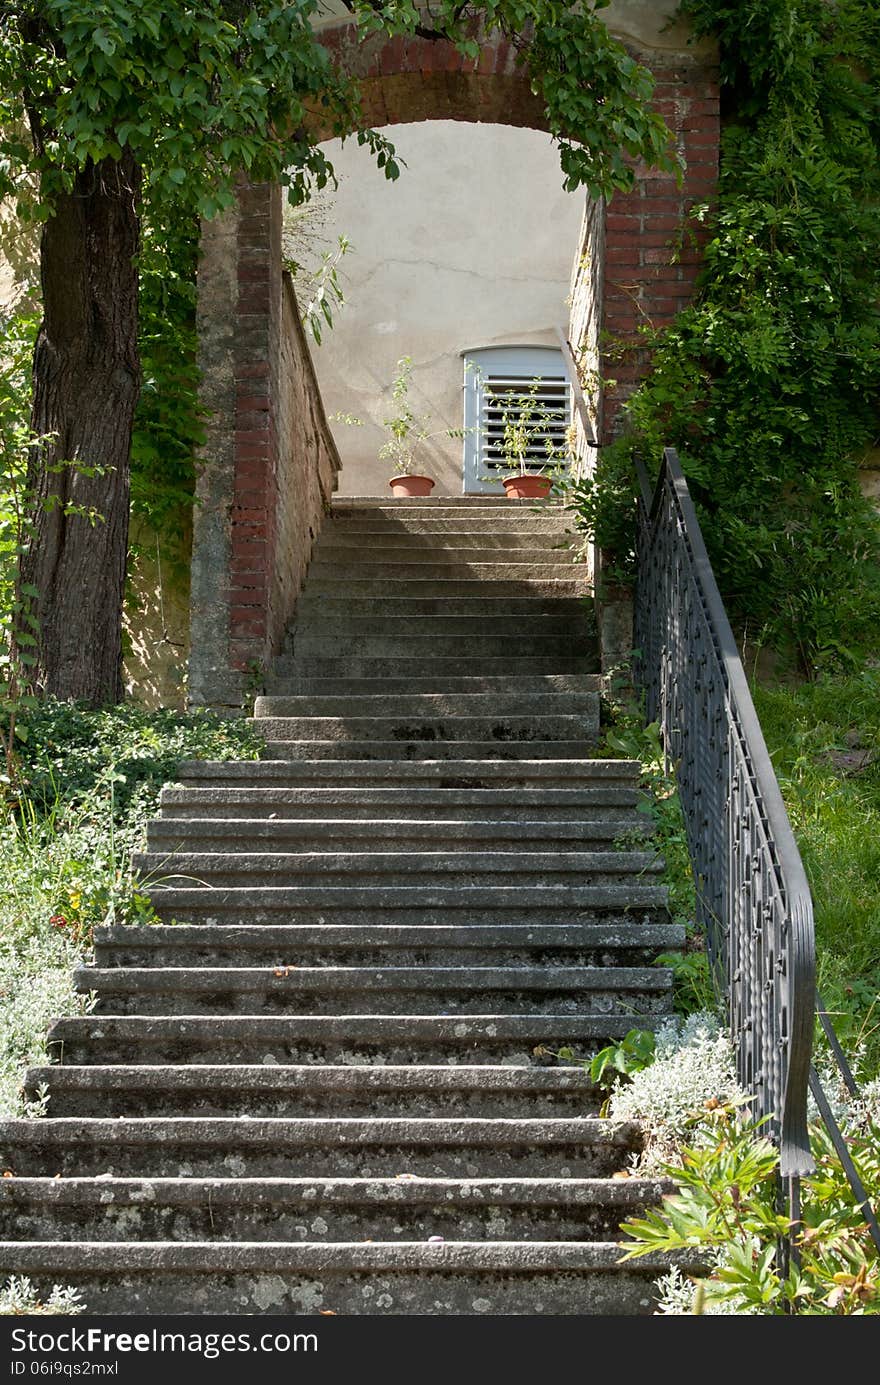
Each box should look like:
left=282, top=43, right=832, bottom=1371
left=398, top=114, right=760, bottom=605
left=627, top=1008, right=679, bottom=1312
left=307, top=121, right=585, bottom=496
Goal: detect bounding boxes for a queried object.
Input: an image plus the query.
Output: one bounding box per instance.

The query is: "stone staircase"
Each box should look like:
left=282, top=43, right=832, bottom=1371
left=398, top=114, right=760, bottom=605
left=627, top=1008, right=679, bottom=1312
left=0, top=497, right=686, bottom=1314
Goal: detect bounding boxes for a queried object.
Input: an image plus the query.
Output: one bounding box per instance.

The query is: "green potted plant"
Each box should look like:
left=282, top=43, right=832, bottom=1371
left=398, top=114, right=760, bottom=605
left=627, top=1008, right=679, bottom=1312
left=487, top=375, right=572, bottom=499
left=379, top=355, right=437, bottom=497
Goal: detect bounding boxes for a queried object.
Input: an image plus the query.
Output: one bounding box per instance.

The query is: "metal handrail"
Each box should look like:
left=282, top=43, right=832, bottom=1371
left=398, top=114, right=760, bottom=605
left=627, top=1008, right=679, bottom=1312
left=633, top=446, right=880, bottom=1255
left=633, top=447, right=815, bottom=1177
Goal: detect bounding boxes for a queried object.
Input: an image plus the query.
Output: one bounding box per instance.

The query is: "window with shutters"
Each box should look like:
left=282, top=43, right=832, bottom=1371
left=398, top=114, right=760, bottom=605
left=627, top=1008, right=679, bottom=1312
left=461, top=345, right=572, bottom=494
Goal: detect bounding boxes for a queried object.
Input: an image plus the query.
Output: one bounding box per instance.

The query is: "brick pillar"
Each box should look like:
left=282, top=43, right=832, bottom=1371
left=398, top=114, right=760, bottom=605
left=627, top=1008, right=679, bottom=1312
left=189, top=180, right=282, bottom=709
left=601, top=61, right=720, bottom=439
left=228, top=181, right=282, bottom=677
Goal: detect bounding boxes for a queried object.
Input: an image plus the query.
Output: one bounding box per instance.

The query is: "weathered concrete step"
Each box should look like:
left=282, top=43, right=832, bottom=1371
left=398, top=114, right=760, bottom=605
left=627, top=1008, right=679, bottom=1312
left=45, top=1013, right=668, bottom=1066
left=309, top=562, right=585, bottom=581
left=316, top=531, right=579, bottom=553
left=93, top=921, right=684, bottom=969
left=146, top=817, right=644, bottom=854
left=145, top=884, right=669, bottom=927
left=326, top=506, right=573, bottom=523
left=24, top=1064, right=603, bottom=1119
left=250, top=715, right=597, bottom=743
left=295, top=597, right=587, bottom=618
left=1, top=1176, right=667, bottom=1243
left=0, top=1241, right=688, bottom=1315
left=302, top=578, right=590, bottom=599
left=0, top=1116, right=641, bottom=1179
left=275, top=657, right=599, bottom=680
left=262, top=676, right=602, bottom=700
left=258, top=739, right=601, bottom=762
left=289, top=635, right=593, bottom=660
left=329, top=504, right=537, bottom=515
left=289, top=615, right=590, bottom=642
left=158, top=785, right=642, bottom=820
left=135, top=849, right=663, bottom=889
left=172, top=758, right=638, bottom=787
left=263, top=674, right=602, bottom=697
left=253, top=691, right=599, bottom=718
left=77, top=965, right=672, bottom=1017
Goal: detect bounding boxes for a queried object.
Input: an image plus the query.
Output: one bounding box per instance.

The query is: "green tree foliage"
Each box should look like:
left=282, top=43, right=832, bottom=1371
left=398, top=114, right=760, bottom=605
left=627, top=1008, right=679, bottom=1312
left=575, top=0, right=880, bottom=671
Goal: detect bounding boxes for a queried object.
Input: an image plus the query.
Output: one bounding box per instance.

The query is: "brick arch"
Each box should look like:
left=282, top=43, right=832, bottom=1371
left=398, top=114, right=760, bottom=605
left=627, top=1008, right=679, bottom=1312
left=190, top=20, right=720, bottom=708
left=313, top=25, right=547, bottom=137
left=310, top=18, right=720, bottom=428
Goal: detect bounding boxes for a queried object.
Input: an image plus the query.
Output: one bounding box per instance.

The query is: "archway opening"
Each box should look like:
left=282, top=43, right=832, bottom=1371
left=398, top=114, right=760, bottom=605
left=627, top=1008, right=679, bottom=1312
left=291, top=119, right=594, bottom=496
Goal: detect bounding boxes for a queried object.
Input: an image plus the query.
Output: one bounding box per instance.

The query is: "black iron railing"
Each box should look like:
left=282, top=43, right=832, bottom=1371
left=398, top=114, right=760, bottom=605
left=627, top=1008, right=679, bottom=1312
left=633, top=447, right=880, bottom=1251
left=633, top=448, right=814, bottom=1176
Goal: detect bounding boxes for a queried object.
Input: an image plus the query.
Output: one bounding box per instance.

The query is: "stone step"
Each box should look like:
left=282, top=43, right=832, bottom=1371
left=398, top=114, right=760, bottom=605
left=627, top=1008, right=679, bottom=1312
left=0, top=1116, right=641, bottom=1179
left=144, top=884, right=669, bottom=927
left=253, top=694, right=600, bottom=721
left=249, top=715, right=598, bottom=743
left=0, top=1240, right=686, bottom=1315
left=325, top=511, right=575, bottom=530
left=158, top=785, right=642, bottom=820
left=135, top=849, right=663, bottom=890
left=172, top=758, right=638, bottom=787
left=0, top=1176, right=667, bottom=1244
left=257, top=740, right=601, bottom=762
left=23, top=1064, right=604, bottom=1119
left=273, top=657, right=599, bottom=680
left=295, top=599, right=587, bottom=620
left=77, top=964, right=672, bottom=1017
left=146, top=817, right=644, bottom=854
left=289, top=615, right=590, bottom=642
left=264, top=675, right=602, bottom=697
left=92, top=921, right=683, bottom=969
left=316, top=531, right=579, bottom=553
left=301, top=578, right=590, bottom=599
left=288, top=633, right=593, bottom=660
left=44, top=1013, right=669, bottom=1066
left=330, top=497, right=532, bottom=508
left=308, top=561, right=586, bottom=581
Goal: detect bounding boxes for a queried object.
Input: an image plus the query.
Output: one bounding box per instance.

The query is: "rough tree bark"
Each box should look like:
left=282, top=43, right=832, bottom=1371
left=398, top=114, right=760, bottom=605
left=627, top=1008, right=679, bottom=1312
left=21, top=150, right=141, bottom=706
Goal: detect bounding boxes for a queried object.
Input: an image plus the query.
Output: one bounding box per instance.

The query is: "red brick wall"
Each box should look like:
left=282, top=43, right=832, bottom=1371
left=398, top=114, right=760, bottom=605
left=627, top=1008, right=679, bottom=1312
left=228, top=179, right=282, bottom=674
left=599, top=66, right=719, bottom=437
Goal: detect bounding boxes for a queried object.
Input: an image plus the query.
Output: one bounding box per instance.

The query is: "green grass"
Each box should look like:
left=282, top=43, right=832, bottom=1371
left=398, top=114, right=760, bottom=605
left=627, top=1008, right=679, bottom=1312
left=602, top=665, right=880, bottom=1077
left=752, top=668, right=880, bottom=1073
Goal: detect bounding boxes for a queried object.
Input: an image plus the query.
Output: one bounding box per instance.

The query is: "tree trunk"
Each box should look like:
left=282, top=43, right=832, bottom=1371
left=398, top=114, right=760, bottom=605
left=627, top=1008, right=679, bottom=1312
left=21, top=151, right=141, bottom=706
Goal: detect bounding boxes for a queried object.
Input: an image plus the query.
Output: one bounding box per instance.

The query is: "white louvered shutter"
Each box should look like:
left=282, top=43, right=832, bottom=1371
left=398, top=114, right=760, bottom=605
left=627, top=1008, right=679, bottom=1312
left=461, top=345, right=571, bottom=494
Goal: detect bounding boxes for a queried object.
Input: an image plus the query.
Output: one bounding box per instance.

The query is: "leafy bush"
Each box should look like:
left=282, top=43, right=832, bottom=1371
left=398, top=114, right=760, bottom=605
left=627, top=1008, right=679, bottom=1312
left=607, top=1013, right=746, bottom=1172
left=570, top=0, right=880, bottom=672
left=10, top=699, right=263, bottom=828
left=608, top=1017, right=880, bottom=1315
left=622, top=1101, right=880, bottom=1315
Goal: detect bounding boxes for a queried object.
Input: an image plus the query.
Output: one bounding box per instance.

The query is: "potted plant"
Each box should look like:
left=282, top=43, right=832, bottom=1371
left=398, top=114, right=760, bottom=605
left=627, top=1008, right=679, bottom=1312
left=379, top=356, right=438, bottom=497
left=487, top=375, right=571, bottom=499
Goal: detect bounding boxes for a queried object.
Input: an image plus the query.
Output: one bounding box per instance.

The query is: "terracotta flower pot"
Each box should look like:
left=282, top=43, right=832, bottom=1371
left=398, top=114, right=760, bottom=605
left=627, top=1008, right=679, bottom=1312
left=502, top=474, right=552, bottom=500
left=389, top=474, right=435, bottom=497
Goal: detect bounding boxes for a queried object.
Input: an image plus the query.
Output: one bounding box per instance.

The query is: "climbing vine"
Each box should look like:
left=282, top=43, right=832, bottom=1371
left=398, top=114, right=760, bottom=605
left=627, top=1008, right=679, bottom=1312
left=575, top=0, right=880, bottom=672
